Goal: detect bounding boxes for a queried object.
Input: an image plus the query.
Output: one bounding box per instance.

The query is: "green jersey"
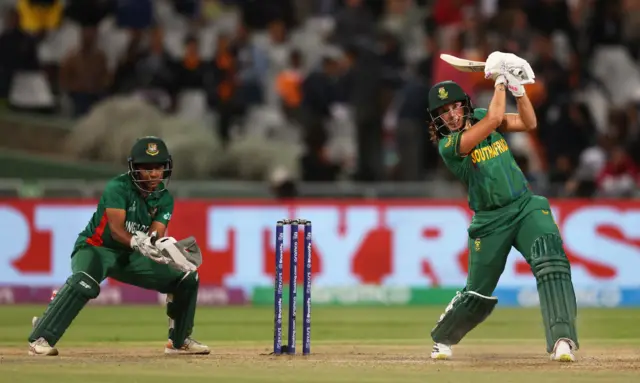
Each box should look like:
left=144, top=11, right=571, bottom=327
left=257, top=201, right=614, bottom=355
left=439, top=108, right=534, bottom=237
left=75, top=173, right=174, bottom=253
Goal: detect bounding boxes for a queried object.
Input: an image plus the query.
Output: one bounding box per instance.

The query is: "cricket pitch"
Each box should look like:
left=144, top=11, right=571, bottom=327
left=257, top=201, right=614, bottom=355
left=1, top=306, right=639, bottom=382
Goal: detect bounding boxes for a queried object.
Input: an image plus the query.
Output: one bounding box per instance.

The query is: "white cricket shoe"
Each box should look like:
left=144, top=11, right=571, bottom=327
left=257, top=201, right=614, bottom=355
left=29, top=315, right=59, bottom=356
left=28, top=337, right=59, bottom=356
left=165, top=337, right=210, bottom=355
left=431, top=343, right=452, bottom=360
left=550, top=338, right=576, bottom=362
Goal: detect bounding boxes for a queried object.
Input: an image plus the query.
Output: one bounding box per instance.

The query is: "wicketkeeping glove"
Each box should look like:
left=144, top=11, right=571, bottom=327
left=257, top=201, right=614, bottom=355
left=131, top=231, right=169, bottom=265
left=155, top=236, right=202, bottom=273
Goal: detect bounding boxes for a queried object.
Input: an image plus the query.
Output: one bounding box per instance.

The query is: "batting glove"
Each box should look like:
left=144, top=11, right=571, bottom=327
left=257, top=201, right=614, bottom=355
left=504, top=72, right=525, bottom=97
left=484, top=51, right=507, bottom=81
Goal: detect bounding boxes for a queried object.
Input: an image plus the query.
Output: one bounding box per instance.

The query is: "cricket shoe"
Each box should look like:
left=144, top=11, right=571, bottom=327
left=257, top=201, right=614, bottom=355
left=550, top=338, right=576, bottom=362
left=28, top=337, right=59, bottom=356
left=29, top=313, right=59, bottom=356
left=165, top=337, right=210, bottom=355
left=431, top=343, right=452, bottom=360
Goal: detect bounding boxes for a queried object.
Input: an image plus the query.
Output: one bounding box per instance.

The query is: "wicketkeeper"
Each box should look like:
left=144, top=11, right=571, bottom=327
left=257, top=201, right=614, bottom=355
left=426, top=52, right=579, bottom=362
left=28, top=136, right=209, bottom=356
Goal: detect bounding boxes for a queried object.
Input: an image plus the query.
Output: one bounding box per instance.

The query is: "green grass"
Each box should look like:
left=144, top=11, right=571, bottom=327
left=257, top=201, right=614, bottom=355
left=1, top=305, right=639, bottom=382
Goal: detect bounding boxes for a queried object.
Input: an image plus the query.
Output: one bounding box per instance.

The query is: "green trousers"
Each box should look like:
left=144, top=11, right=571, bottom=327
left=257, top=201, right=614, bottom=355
left=29, top=244, right=199, bottom=348
left=431, top=195, right=578, bottom=352
left=465, top=207, right=560, bottom=296
left=71, top=245, right=184, bottom=293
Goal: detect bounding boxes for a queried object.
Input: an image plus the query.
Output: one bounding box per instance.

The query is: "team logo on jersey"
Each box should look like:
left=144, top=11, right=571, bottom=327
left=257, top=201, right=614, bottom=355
left=474, top=238, right=481, bottom=252
left=149, top=207, right=157, bottom=218
left=146, top=143, right=159, bottom=156
left=438, top=87, right=448, bottom=100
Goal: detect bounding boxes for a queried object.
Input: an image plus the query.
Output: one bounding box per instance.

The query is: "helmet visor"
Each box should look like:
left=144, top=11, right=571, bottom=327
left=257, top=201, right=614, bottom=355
left=431, top=101, right=473, bottom=137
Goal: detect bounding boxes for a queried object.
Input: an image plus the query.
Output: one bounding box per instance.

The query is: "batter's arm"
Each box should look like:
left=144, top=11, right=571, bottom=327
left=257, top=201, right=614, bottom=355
left=105, top=208, right=134, bottom=246
left=499, top=94, right=537, bottom=133
left=459, top=83, right=506, bottom=155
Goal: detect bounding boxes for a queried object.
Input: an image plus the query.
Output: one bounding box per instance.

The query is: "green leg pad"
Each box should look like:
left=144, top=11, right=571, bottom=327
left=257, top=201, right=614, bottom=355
left=431, top=291, right=498, bottom=345
left=531, top=234, right=579, bottom=353
left=167, top=272, right=199, bottom=348
left=28, top=272, right=100, bottom=346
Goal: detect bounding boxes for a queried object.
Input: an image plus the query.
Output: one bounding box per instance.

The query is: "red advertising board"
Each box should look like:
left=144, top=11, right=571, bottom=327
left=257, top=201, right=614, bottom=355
left=1, top=199, right=639, bottom=288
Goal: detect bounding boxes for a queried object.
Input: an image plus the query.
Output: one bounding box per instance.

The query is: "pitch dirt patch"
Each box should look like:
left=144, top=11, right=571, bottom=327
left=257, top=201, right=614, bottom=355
left=2, top=343, right=639, bottom=372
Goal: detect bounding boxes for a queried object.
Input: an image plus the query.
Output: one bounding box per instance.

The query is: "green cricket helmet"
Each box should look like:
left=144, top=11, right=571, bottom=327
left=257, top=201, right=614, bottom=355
left=127, top=136, right=173, bottom=194
left=426, top=80, right=474, bottom=138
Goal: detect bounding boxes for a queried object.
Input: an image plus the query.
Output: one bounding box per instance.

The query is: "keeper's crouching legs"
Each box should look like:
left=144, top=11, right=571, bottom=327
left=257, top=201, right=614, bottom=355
left=28, top=272, right=101, bottom=355
left=164, top=271, right=209, bottom=354
left=529, top=234, right=579, bottom=357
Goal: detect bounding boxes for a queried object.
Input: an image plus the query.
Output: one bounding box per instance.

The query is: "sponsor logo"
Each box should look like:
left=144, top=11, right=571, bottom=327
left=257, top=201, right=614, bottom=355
left=1, top=201, right=639, bottom=291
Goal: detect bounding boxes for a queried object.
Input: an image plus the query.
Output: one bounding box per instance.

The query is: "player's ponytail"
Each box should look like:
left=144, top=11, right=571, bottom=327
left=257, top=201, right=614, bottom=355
left=428, top=122, right=440, bottom=145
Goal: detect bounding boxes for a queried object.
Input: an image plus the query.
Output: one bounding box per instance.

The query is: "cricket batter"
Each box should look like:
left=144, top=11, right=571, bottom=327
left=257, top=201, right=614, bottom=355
left=28, top=136, right=210, bottom=356
left=426, top=53, right=578, bottom=362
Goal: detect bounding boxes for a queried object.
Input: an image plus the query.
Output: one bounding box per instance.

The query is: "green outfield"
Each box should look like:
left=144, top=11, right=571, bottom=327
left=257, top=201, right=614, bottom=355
left=1, top=305, right=639, bottom=382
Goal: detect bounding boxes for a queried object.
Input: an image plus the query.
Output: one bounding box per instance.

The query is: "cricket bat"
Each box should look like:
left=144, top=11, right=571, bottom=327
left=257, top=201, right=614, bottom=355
left=439, top=54, right=486, bottom=73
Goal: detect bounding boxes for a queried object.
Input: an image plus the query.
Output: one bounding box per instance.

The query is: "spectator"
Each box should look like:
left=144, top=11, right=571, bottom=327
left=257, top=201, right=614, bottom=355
left=265, top=19, right=291, bottom=76
left=64, top=0, right=113, bottom=27
left=526, top=0, right=579, bottom=54
left=415, top=32, right=437, bottom=86
left=586, top=0, right=625, bottom=53
left=269, top=166, right=298, bottom=199
left=115, top=0, right=153, bottom=31
left=300, top=55, right=340, bottom=144
left=209, top=33, right=241, bottom=145
left=530, top=31, right=570, bottom=103
left=300, top=128, right=342, bottom=182
left=1, top=0, right=640, bottom=190
left=548, top=155, right=576, bottom=197
left=16, top=0, right=62, bottom=37
left=111, top=28, right=176, bottom=111
left=230, top=23, right=268, bottom=106
left=330, top=0, right=375, bottom=48
left=59, top=26, right=110, bottom=117
left=240, top=0, right=296, bottom=30
left=378, top=31, right=405, bottom=89
left=342, top=44, right=386, bottom=181
left=174, top=35, right=206, bottom=91
left=135, top=27, right=178, bottom=111
left=111, top=30, right=146, bottom=94
left=275, top=49, right=303, bottom=122
left=538, top=100, right=594, bottom=169
left=596, top=146, right=639, bottom=197
left=394, top=70, right=431, bottom=181
left=170, top=0, right=200, bottom=21
left=0, top=8, right=39, bottom=102
left=565, top=133, right=612, bottom=197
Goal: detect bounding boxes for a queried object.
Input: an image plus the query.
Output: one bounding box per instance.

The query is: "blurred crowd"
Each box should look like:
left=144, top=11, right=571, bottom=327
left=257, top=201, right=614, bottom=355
left=2, top=0, right=640, bottom=198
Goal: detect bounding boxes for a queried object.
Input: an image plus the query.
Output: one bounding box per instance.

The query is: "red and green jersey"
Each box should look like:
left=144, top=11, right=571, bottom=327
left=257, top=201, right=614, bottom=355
left=438, top=108, right=533, bottom=236
left=75, top=173, right=174, bottom=252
